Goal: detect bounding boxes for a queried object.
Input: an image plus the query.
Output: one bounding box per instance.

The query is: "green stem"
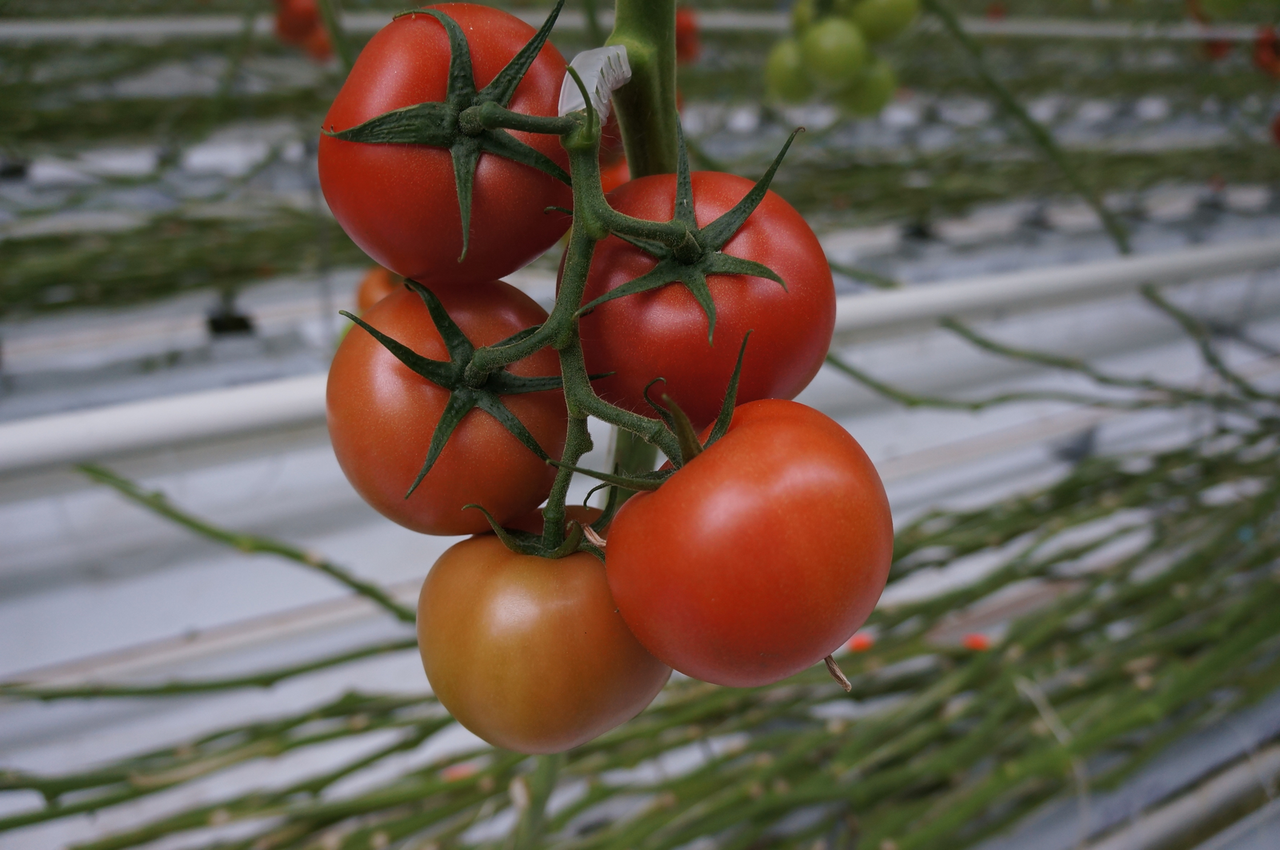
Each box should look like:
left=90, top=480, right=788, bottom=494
left=607, top=0, right=679, bottom=178
left=582, top=0, right=606, bottom=48
left=315, top=0, right=355, bottom=72
left=921, top=0, right=1130, bottom=255
left=0, top=638, right=418, bottom=700
left=77, top=464, right=416, bottom=624
left=507, top=752, right=566, bottom=850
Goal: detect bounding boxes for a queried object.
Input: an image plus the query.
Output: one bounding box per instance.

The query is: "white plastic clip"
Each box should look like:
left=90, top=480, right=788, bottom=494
left=558, top=45, right=632, bottom=121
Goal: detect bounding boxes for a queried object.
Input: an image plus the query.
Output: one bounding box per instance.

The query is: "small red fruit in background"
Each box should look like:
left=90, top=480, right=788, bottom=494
left=1255, top=27, right=1280, bottom=77
left=848, top=632, right=876, bottom=652
left=962, top=633, right=992, bottom=651
left=676, top=6, right=701, bottom=65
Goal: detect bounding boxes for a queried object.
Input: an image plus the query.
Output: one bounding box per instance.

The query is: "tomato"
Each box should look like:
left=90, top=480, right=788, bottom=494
left=800, top=17, right=868, bottom=91
left=676, top=6, right=701, bottom=65
left=355, top=265, right=401, bottom=313
left=319, top=5, right=572, bottom=286
left=275, top=0, right=320, bottom=44
left=303, top=25, right=333, bottom=62
left=835, top=57, right=897, bottom=116
left=1255, top=27, right=1280, bottom=77
left=847, top=0, right=919, bottom=44
left=417, top=532, right=671, bottom=753
left=790, top=0, right=817, bottom=34
left=599, top=110, right=626, bottom=166
left=575, top=172, right=835, bottom=429
left=765, top=38, right=816, bottom=103
left=327, top=281, right=567, bottom=536
left=599, top=157, right=631, bottom=194
left=605, top=400, right=894, bottom=688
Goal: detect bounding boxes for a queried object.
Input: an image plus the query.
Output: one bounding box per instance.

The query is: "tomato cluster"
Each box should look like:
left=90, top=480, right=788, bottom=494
left=321, top=3, right=893, bottom=754
left=767, top=0, right=917, bottom=116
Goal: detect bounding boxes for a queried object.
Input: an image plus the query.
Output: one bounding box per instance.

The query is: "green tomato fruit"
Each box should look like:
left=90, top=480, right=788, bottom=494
left=765, top=38, right=816, bottom=103
left=791, top=0, right=816, bottom=34
left=847, top=0, right=919, bottom=44
left=799, top=18, right=869, bottom=92
left=835, top=57, right=897, bottom=116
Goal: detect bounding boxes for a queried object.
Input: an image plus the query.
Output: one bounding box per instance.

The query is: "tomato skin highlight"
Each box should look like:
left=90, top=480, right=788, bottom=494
left=417, top=535, right=672, bottom=754
left=575, top=172, right=835, bottom=428
left=327, top=282, right=567, bottom=536
left=605, top=400, right=894, bottom=688
left=318, top=4, right=572, bottom=286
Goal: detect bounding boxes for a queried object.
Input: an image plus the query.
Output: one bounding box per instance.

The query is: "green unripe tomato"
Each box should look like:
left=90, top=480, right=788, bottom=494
left=791, top=0, right=816, bottom=34
left=847, top=0, right=919, bottom=44
left=765, top=38, right=817, bottom=103
left=799, top=18, right=869, bottom=92
left=835, top=57, right=897, bottom=116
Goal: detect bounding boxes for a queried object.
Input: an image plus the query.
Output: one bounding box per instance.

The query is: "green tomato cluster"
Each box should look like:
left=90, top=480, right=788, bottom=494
left=766, top=0, right=917, bottom=116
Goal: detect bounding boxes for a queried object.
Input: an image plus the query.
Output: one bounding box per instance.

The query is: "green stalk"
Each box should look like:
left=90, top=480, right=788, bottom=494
left=600, top=0, right=681, bottom=481
left=77, top=464, right=417, bottom=624
left=920, top=0, right=1130, bottom=255
left=315, top=0, right=355, bottom=72
left=607, top=0, right=679, bottom=179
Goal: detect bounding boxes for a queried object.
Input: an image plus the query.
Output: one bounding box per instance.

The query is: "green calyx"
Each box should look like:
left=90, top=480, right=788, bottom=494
left=577, top=127, right=801, bottom=343
left=464, top=504, right=601, bottom=561
left=325, top=1, right=573, bottom=263
left=340, top=281, right=562, bottom=499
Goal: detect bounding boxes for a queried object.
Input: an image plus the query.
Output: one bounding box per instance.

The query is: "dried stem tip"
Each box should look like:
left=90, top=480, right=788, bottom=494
left=825, top=655, right=853, bottom=693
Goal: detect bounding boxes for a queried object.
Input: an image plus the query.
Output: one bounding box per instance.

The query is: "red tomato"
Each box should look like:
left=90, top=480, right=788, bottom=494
left=303, top=24, right=333, bottom=61
left=676, top=7, right=701, bottom=65
left=418, top=533, right=671, bottom=753
left=1255, top=27, right=1280, bottom=77
left=605, top=400, right=894, bottom=688
left=962, top=633, right=992, bottom=651
left=575, top=172, right=835, bottom=428
left=319, top=5, right=572, bottom=286
left=327, top=281, right=567, bottom=536
left=847, top=632, right=876, bottom=652
left=355, top=265, right=401, bottom=313
left=599, top=157, right=631, bottom=194
left=275, top=0, right=320, bottom=44
left=599, top=110, right=626, bottom=165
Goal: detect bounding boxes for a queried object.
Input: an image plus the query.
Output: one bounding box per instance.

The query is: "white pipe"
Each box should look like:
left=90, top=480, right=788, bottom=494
left=0, top=13, right=1261, bottom=43
left=1, top=237, right=1279, bottom=477
left=0, top=374, right=326, bottom=476
left=835, top=236, right=1280, bottom=342
left=1084, top=744, right=1280, bottom=850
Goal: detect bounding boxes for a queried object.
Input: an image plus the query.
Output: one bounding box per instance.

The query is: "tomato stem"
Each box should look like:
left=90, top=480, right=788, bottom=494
left=606, top=0, right=679, bottom=178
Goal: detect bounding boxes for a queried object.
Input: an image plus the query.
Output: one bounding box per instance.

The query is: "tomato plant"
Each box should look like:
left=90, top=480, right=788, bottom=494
left=575, top=171, right=835, bottom=429
left=604, top=400, right=894, bottom=688
left=327, top=281, right=567, bottom=536
left=318, top=4, right=572, bottom=286
left=417, top=532, right=671, bottom=754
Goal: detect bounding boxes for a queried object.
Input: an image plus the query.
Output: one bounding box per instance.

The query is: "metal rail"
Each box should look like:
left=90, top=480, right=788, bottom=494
left=1, top=236, right=1278, bottom=477
left=0, top=13, right=1262, bottom=44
